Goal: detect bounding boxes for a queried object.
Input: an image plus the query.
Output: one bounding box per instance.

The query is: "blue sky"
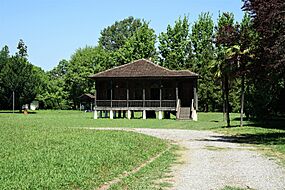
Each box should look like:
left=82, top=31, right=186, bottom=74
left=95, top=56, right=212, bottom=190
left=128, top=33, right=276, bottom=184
left=0, top=0, right=244, bottom=71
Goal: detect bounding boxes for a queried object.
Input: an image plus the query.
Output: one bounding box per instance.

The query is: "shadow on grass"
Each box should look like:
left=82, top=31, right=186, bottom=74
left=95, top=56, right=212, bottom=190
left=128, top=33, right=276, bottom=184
left=232, top=117, right=285, bottom=130
left=205, top=132, right=285, bottom=146
left=0, top=111, right=37, bottom=114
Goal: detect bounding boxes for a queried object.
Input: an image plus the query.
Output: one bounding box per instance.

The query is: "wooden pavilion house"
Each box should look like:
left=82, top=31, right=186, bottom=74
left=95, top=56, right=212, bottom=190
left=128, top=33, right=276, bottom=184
left=78, top=93, right=95, bottom=111
left=89, top=59, right=198, bottom=120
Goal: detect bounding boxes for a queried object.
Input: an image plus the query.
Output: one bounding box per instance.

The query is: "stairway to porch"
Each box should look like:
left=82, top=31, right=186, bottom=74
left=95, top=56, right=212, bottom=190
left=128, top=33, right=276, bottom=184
left=178, top=107, right=192, bottom=120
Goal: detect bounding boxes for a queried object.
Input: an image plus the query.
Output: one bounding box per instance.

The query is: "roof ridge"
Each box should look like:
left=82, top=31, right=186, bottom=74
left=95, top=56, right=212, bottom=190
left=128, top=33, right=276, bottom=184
left=89, top=59, right=157, bottom=77
left=175, top=69, right=198, bottom=75
left=89, top=60, right=134, bottom=77
left=89, top=59, right=198, bottom=78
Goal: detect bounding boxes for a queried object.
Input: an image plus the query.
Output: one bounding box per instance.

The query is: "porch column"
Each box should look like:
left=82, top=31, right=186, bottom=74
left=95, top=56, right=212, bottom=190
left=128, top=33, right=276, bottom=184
left=176, top=83, right=179, bottom=102
left=110, top=80, right=113, bottom=108
left=127, top=110, right=131, bottom=119
left=159, top=86, right=162, bottom=108
left=143, top=88, right=146, bottom=119
left=110, top=110, right=114, bottom=119
left=95, top=87, right=97, bottom=108
left=194, top=86, right=198, bottom=110
left=93, top=88, right=97, bottom=119
left=143, top=88, right=145, bottom=107
left=143, top=110, right=146, bottom=119
left=158, top=111, right=163, bottom=120
left=192, top=80, right=198, bottom=121
left=94, top=110, right=98, bottom=119
left=127, top=83, right=129, bottom=108
left=191, top=99, right=198, bottom=121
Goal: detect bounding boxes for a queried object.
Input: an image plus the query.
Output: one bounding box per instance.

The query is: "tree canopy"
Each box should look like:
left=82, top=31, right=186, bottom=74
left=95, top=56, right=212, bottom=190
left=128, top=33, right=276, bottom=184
left=0, top=40, right=45, bottom=110
left=158, top=16, right=192, bottom=70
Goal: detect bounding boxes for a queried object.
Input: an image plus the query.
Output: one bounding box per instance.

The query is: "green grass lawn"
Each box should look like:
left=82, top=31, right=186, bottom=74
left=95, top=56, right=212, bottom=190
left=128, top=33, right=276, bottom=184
left=0, top=110, right=284, bottom=189
left=0, top=112, right=174, bottom=189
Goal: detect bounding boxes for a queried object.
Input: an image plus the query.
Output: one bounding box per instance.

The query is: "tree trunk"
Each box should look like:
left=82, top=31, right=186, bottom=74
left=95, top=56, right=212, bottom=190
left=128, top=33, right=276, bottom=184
left=240, top=74, right=245, bottom=127
left=222, top=79, right=226, bottom=122
left=225, top=74, right=230, bottom=127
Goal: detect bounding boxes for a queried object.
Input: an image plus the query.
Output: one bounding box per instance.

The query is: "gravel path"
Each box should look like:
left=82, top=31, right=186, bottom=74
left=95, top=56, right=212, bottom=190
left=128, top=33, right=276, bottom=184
left=93, top=128, right=285, bottom=190
left=131, top=128, right=285, bottom=190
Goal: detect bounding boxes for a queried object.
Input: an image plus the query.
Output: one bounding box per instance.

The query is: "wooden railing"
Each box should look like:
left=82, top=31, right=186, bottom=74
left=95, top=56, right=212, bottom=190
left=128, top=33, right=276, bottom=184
left=96, top=100, right=176, bottom=108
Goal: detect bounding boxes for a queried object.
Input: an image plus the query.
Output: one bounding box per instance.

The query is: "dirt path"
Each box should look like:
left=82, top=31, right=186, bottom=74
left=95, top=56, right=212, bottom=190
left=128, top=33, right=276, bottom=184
left=130, top=128, right=285, bottom=190
left=92, top=128, right=285, bottom=190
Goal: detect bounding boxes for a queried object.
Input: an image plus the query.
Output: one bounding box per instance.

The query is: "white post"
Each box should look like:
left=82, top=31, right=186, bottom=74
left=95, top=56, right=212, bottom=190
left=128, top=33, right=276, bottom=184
left=93, top=110, right=98, bottom=119
left=191, top=99, right=198, bottom=121
left=158, top=111, right=163, bottom=120
left=127, top=110, right=131, bottom=119
left=192, top=110, right=198, bottom=121
left=143, top=110, right=146, bottom=119
left=110, top=110, right=114, bottom=119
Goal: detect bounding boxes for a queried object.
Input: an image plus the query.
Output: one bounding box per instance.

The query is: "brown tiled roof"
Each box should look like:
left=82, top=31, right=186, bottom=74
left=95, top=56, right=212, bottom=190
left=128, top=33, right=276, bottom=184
left=89, top=59, right=198, bottom=78
left=78, top=93, right=95, bottom=99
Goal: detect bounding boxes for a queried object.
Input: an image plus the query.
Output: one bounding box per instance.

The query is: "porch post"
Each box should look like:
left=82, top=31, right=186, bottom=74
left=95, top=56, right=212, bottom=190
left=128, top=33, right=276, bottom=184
left=143, top=87, right=146, bottom=119
left=143, top=110, right=146, bottom=119
left=110, top=80, right=113, bottom=108
left=143, top=88, right=145, bottom=107
left=94, top=110, right=98, bottom=119
left=176, top=82, right=179, bottom=102
left=194, top=81, right=198, bottom=110
left=127, top=81, right=129, bottom=108
left=159, top=86, right=162, bottom=108
left=110, top=110, right=114, bottom=119
left=95, top=87, right=97, bottom=108
left=158, top=111, right=163, bottom=120
left=127, top=110, right=131, bottom=119
left=192, top=80, right=198, bottom=121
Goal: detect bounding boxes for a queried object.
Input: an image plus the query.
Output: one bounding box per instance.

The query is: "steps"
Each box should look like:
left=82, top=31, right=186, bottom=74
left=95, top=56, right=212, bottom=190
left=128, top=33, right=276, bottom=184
left=178, top=107, right=191, bottom=120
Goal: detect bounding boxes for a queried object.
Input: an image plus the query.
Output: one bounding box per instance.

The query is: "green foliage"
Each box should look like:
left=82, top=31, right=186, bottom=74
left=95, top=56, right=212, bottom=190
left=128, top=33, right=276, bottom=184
left=98, top=16, right=144, bottom=51
left=191, top=12, right=222, bottom=111
left=243, top=0, right=285, bottom=117
left=158, top=16, right=192, bottom=69
left=64, top=46, right=108, bottom=108
left=37, top=59, right=70, bottom=109
left=115, top=22, right=157, bottom=65
left=214, top=12, right=241, bottom=126
left=0, top=40, right=45, bottom=110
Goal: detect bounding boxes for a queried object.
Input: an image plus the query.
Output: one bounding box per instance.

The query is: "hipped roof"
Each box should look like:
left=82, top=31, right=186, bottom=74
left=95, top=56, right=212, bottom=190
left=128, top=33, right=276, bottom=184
left=89, top=59, right=198, bottom=79
left=78, top=93, right=95, bottom=99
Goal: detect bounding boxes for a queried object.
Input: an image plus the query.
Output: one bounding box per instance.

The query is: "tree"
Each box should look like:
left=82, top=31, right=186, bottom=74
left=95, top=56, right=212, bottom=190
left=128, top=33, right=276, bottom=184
left=243, top=0, right=285, bottom=117
left=191, top=13, right=221, bottom=112
left=0, top=40, right=45, bottom=111
left=0, top=46, right=10, bottom=108
left=215, top=12, right=239, bottom=127
left=234, top=13, right=257, bottom=126
left=158, top=16, right=192, bottom=70
left=65, top=46, right=111, bottom=108
left=16, top=39, right=28, bottom=57
left=98, top=16, right=144, bottom=51
left=115, top=22, right=157, bottom=65
left=37, top=60, right=70, bottom=109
